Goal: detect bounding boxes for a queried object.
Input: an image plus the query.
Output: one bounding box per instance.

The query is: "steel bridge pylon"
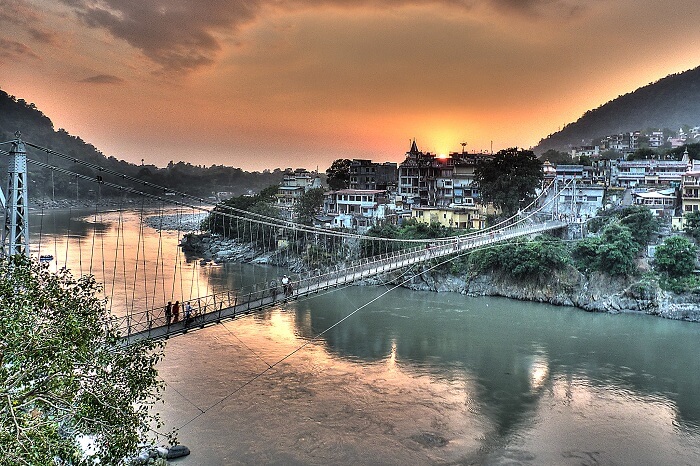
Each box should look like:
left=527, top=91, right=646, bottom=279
left=1, top=131, right=29, bottom=258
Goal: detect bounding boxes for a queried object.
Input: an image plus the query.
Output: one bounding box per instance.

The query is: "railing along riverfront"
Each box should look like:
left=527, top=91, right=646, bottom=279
left=120, top=219, right=566, bottom=342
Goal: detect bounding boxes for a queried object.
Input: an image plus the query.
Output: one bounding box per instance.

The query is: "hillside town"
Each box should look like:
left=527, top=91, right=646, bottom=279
left=274, top=135, right=700, bottom=234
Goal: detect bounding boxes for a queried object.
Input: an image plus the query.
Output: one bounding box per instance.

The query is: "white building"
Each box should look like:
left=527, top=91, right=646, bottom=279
left=323, top=189, right=396, bottom=231
left=632, top=188, right=676, bottom=217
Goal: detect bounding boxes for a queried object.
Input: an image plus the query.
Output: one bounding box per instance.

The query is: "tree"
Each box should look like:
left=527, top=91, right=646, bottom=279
left=619, top=206, right=659, bottom=246
left=539, top=149, right=572, bottom=165
left=572, top=222, right=640, bottom=276
left=588, top=206, right=658, bottom=247
left=683, top=211, right=700, bottom=241
left=597, top=222, right=639, bottom=276
left=0, top=256, right=168, bottom=464
left=325, top=159, right=352, bottom=190
left=294, top=187, right=325, bottom=225
left=654, top=236, right=698, bottom=278
left=627, top=147, right=657, bottom=160
left=474, top=148, right=543, bottom=216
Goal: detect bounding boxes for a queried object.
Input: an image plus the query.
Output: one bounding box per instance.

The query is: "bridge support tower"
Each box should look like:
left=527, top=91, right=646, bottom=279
left=1, top=131, right=29, bottom=257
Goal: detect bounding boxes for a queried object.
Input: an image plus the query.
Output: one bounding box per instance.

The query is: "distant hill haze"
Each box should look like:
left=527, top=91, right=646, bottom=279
left=0, top=89, right=286, bottom=201
left=534, top=65, right=700, bottom=154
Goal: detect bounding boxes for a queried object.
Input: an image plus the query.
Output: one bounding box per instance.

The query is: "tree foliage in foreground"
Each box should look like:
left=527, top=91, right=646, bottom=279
left=360, top=220, right=464, bottom=257
left=325, top=158, right=352, bottom=191
left=0, top=256, right=168, bottom=465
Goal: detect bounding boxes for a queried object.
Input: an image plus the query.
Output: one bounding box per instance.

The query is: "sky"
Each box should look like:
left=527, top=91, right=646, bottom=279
left=1, top=0, right=699, bottom=172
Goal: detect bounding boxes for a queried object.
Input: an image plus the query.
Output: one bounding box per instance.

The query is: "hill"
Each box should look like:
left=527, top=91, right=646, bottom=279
left=0, top=89, right=285, bottom=202
left=534, top=65, right=700, bottom=153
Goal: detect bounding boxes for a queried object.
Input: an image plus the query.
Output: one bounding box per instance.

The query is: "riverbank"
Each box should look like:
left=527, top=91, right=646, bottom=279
left=29, top=198, right=186, bottom=211
left=364, top=264, right=700, bottom=322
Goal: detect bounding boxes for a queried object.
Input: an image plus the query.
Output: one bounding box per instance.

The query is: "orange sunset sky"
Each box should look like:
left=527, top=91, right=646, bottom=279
left=1, top=0, right=699, bottom=171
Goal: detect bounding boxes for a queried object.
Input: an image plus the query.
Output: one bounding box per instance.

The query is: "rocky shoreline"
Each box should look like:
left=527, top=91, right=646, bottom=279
left=180, top=232, right=700, bottom=323
left=363, top=265, right=700, bottom=322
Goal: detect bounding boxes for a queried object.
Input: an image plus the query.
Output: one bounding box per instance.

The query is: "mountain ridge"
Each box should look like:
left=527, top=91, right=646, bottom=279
left=534, top=65, right=700, bottom=153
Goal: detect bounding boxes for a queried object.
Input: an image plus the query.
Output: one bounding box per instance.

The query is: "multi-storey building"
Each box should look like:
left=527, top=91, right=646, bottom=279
left=602, top=133, right=631, bottom=153
left=614, top=159, right=688, bottom=187
left=276, top=169, right=322, bottom=218
left=349, top=159, right=398, bottom=191
left=398, top=140, right=490, bottom=210
left=680, top=171, right=700, bottom=214
left=648, top=131, right=665, bottom=148
left=554, top=165, right=584, bottom=182
left=570, top=145, right=600, bottom=159
left=398, top=140, right=438, bottom=207
left=323, top=189, right=396, bottom=231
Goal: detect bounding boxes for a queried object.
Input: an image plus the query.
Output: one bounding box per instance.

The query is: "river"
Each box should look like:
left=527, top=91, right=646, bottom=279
left=30, top=208, right=700, bottom=465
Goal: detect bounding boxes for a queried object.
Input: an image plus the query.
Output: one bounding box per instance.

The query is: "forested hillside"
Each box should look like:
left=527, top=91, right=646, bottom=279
left=535, top=65, right=700, bottom=153
left=0, top=89, right=286, bottom=201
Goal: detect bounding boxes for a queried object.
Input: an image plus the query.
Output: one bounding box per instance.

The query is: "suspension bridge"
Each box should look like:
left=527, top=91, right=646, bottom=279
left=0, top=133, right=572, bottom=342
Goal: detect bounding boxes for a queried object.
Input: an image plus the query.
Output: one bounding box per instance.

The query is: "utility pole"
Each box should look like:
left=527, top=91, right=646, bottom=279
left=1, top=131, right=30, bottom=257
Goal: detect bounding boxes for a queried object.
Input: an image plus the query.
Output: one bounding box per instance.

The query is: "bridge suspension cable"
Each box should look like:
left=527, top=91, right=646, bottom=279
left=21, top=140, right=563, bottom=245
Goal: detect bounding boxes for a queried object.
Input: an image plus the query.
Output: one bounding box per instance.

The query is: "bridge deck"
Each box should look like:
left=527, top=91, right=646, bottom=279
left=122, top=220, right=566, bottom=343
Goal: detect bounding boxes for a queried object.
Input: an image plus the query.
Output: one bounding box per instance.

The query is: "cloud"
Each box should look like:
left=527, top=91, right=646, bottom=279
left=59, top=0, right=591, bottom=74
left=0, top=38, right=40, bottom=62
left=80, top=74, right=125, bottom=84
left=28, top=27, right=60, bottom=45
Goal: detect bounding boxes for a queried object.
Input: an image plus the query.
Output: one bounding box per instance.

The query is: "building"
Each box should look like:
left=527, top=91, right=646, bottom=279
left=632, top=188, right=677, bottom=217
left=323, top=189, right=396, bottom=231
left=680, top=171, right=700, bottom=214
left=614, top=159, right=688, bottom=187
left=554, top=165, right=584, bottom=182
left=570, top=145, right=600, bottom=159
left=276, top=169, right=322, bottom=218
left=411, top=205, right=488, bottom=230
left=349, top=159, right=398, bottom=191
left=556, top=185, right=605, bottom=217
left=398, top=140, right=438, bottom=207
left=398, top=140, right=491, bottom=209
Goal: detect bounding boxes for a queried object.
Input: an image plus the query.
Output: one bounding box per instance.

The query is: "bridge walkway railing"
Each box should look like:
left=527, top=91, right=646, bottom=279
left=121, top=219, right=565, bottom=342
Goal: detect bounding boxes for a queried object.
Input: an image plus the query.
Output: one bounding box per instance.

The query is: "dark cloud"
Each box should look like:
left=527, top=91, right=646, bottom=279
left=60, top=0, right=260, bottom=73
left=80, top=74, right=125, bottom=84
left=0, top=38, right=40, bottom=62
left=59, top=0, right=589, bottom=73
left=28, top=27, right=60, bottom=45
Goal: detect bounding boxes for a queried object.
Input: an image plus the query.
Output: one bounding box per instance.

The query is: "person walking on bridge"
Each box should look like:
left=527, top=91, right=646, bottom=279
left=184, top=301, right=193, bottom=324
left=282, top=275, right=292, bottom=298
left=172, top=300, right=180, bottom=323
left=165, top=301, right=172, bottom=325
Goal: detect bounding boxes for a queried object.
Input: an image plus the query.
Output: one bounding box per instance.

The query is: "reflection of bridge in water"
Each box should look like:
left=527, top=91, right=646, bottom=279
left=0, top=134, right=572, bottom=342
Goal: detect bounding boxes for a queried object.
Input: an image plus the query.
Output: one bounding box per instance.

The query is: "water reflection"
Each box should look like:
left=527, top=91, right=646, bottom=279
left=27, top=208, right=283, bottom=318
left=28, top=209, right=700, bottom=464
left=286, top=287, right=700, bottom=443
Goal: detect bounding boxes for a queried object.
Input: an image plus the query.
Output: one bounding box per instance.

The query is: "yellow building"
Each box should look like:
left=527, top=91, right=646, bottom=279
left=411, top=206, right=487, bottom=230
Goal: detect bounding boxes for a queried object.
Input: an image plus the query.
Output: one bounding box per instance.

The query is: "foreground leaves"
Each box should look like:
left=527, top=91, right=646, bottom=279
left=0, top=256, right=167, bottom=465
